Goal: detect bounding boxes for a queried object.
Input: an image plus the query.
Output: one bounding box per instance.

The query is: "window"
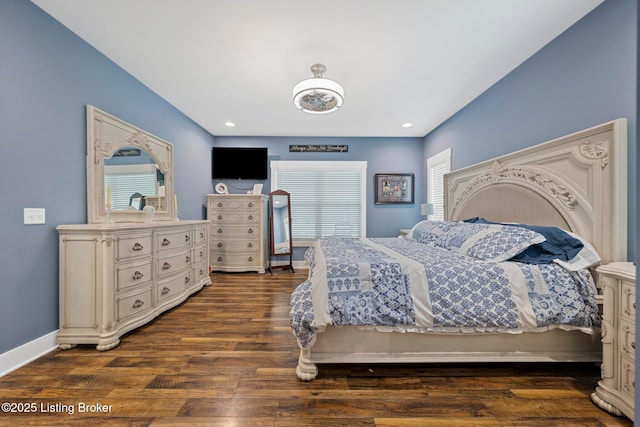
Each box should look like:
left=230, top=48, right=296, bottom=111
left=104, top=164, right=157, bottom=210
left=426, top=148, right=451, bottom=221
left=271, top=161, right=367, bottom=245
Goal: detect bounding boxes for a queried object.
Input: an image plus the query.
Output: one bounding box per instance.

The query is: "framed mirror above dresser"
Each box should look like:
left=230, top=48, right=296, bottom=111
left=86, top=106, right=175, bottom=223
left=56, top=106, right=210, bottom=351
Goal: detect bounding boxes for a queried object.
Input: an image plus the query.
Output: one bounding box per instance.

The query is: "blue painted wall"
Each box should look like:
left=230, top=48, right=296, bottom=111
left=0, top=0, right=214, bottom=354
left=2, top=4, right=638, bottom=421
left=212, top=136, right=425, bottom=242
left=424, top=0, right=637, bottom=262
left=423, top=1, right=638, bottom=422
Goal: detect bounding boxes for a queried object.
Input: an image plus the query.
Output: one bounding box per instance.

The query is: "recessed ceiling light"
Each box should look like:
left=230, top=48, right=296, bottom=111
left=224, top=122, right=236, bottom=127
left=402, top=122, right=413, bottom=128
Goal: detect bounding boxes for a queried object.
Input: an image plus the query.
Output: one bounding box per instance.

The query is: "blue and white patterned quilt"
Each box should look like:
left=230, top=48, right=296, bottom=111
left=290, top=237, right=600, bottom=350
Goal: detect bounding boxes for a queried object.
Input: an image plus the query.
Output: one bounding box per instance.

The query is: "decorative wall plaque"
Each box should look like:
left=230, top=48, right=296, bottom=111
left=289, top=145, right=348, bottom=152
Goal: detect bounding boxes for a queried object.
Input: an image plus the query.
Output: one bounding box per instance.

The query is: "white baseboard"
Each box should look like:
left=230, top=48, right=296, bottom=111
left=293, top=261, right=308, bottom=270
left=269, top=260, right=308, bottom=271
left=0, top=330, right=58, bottom=377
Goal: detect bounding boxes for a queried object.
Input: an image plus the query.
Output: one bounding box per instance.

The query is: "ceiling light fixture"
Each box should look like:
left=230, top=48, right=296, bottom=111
left=224, top=121, right=236, bottom=127
left=293, top=64, right=344, bottom=114
left=402, top=122, right=413, bottom=128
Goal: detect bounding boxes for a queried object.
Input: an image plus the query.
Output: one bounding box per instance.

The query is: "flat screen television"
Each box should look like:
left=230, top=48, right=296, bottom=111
left=211, top=147, right=268, bottom=180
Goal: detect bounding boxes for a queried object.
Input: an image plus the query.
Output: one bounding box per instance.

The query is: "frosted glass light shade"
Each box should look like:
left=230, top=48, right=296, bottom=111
left=293, top=64, right=344, bottom=114
left=293, top=78, right=344, bottom=114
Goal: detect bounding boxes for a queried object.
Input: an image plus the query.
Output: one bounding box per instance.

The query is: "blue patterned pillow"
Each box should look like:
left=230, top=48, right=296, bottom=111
left=463, top=217, right=584, bottom=264
left=442, top=223, right=546, bottom=262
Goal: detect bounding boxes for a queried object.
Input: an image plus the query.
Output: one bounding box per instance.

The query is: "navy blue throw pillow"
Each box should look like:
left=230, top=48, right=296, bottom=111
left=463, top=217, right=584, bottom=264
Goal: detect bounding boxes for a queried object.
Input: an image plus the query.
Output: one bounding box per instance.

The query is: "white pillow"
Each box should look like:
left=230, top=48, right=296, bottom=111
left=553, top=230, right=601, bottom=271
left=405, top=220, right=460, bottom=244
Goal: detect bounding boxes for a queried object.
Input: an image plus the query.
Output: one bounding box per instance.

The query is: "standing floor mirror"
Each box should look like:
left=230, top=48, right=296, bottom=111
left=268, top=190, right=294, bottom=273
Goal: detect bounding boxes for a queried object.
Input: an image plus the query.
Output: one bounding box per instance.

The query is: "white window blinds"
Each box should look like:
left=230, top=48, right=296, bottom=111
left=426, top=148, right=451, bottom=221
left=271, top=161, right=367, bottom=244
left=104, top=164, right=157, bottom=210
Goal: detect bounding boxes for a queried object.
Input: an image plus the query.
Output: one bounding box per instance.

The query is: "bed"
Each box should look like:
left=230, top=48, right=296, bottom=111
left=290, top=119, right=628, bottom=381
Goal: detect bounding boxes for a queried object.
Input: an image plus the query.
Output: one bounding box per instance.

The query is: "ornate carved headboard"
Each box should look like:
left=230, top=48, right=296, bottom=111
left=445, top=119, right=627, bottom=266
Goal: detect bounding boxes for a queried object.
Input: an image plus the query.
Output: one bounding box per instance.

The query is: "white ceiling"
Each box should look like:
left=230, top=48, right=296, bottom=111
left=32, top=0, right=603, bottom=138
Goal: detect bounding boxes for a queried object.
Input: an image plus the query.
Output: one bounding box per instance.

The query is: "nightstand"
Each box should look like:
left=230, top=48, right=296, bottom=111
left=592, top=262, right=636, bottom=420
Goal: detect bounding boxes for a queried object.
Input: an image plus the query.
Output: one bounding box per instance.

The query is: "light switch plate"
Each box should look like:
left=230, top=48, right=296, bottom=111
left=24, top=208, right=46, bottom=225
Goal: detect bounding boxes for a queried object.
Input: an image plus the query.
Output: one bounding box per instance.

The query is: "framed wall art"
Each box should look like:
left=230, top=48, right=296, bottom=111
left=374, top=173, right=415, bottom=204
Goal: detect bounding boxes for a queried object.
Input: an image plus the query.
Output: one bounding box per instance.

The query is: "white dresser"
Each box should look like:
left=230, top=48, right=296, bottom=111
left=592, top=262, right=636, bottom=420
left=57, top=220, right=210, bottom=351
left=207, top=194, right=268, bottom=273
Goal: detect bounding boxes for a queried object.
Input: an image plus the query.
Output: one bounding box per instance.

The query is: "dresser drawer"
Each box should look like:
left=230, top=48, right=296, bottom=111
left=193, top=261, right=208, bottom=284
left=193, top=244, right=207, bottom=263
left=157, top=228, right=191, bottom=252
left=115, top=259, right=152, bottom=292
left=211, top=198, right=260, bottom=211
left=618, top=318, right=635, bottom=359
left=211, top=224, right=261, bottom=238
left=212, top=253, right=261, bottom=267
left=620, top=280, right=635, bottom=322
left=157, top=249, right=191, bottom=278
left=620, top=354, right=635, bottom=398
left=116, top=233, right=152, bottom=261
left=116, top=287, right=153, bottom=322
left=209, top=211, right=260, bottom=224
left=193, top=225, right=207, bottom=245
left=156, top=271, right=191, bottom=304
left=211, top=239, right=259, bottom=253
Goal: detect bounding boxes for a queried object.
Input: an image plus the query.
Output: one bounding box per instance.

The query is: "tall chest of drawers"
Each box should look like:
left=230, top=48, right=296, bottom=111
left=592, top=262, right=636, bottom=420
left=57, top=220, right=210, bottom=351
left=207, top=194, right=268, bottom=273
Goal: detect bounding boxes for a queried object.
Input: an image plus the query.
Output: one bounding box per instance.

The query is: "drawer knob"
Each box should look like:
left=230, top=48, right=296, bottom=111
left=248, top=256, right=253, bottom=262
left=248, top=215, right=254, bottom=220
left=185, top=276, right=190, bottom=284
left=161, top=286, right=171, bottom=295
left=185, top=235, right=190, bottom=242
left=133, top=299, right=144, bottom=309
left=199, top=269, right=204, bottom=276
left=247, top=242, right=253, bottom=248
left=217, top=256, right=223, bottom=262
left=200, top=250, right=204, bottom=257
left=217, top=242, right=223, bottom=248
left=248, top=228, right=254, bottom=234
left=217, top=215, right=223, bottom=220
left=217, top=202, right=223, bottom=207
left=162, top=238, right=171, bottom=246
left=163, top=262, right=171, bottom=270
left=186, top=255, right=191, bottom=263
left=200, top=232, right=204, bottom=238
left=217, top=228, right=223, bottom=233
left=132, top=271, right=144, bottom=280
left=132, top=242, right=144, bottom=251
left=248, top=202, right=254, bottom=207
left=632, top=342, right=636, bottom=350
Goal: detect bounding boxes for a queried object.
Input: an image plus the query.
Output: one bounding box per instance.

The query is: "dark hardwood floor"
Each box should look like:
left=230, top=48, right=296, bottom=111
left=0, top=270, right=633, bottom=426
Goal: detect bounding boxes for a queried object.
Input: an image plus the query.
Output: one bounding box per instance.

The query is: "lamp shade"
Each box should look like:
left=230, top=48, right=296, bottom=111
left=293, top=64, right=344, bottom=114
